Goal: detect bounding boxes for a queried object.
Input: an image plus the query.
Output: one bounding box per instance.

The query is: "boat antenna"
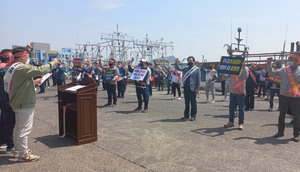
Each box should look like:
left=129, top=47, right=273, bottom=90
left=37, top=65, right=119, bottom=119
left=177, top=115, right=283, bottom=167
left=230, top=18, right=233, bottom=43
left=245, top=23, right=248, bottom=47
left=282, top=22, right=288, bottom=59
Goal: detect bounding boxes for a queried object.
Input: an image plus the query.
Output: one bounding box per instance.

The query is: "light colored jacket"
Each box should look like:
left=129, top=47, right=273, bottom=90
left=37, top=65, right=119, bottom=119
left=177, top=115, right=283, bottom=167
left=175, top=63, right=201, bottom=92
left=267, top=64, right=300, bottom=97
left=9, top=62, right=56, bottom=110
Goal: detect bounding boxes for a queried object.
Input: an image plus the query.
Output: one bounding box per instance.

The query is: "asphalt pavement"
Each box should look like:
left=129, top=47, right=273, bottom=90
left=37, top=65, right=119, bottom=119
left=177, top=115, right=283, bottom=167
left=0, top=83, right=299, bottom=172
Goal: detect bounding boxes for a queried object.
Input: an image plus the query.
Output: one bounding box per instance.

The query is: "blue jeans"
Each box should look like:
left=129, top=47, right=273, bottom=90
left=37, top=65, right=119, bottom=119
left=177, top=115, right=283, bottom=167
left=229, top=93, right=245, bottom=124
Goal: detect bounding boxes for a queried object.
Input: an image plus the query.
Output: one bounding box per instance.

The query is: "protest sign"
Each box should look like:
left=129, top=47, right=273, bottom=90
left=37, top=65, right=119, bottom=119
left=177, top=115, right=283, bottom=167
left=130, top=69, right=148, bottom=81
left=218, top=56, right=245, bottom=75
left=266, top=75, right=281, bottom=85
left=73, top=58, right=81, bottom=68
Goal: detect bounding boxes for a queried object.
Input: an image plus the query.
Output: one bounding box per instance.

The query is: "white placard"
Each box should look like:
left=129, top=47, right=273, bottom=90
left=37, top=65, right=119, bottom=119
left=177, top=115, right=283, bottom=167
left=38, top=73, right=52, bottom=86
left=129, top=69, right=148, bottom=81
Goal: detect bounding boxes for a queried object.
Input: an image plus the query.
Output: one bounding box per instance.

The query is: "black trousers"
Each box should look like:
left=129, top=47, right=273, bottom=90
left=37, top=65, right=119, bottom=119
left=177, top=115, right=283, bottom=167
left=106, top=83, right=117, bottom=104
left=52, top=77, right=57, bottom=86
left=166, top=80, right=172, bottom=94
left=149, top=81, right=153, bottom=96
left=136, top=87, right=149, bottom=109
left=278, top=95, right=300, bottom=137
left=258, top=82, right=266, bottom=97
left=245, top=87, right=255, bottom=110
left=57, top=79, right=64, bottom=86
left=184, top=85, right=197, bottom=118
left=0, top=101, right=15, bottom=149
left=39, top=82, right=45, bottom=93
left=221, top=80, right=226, bottom=95
left=172, top=83, right=181, bottom=97
left=117, top=80, right=125, bottom=98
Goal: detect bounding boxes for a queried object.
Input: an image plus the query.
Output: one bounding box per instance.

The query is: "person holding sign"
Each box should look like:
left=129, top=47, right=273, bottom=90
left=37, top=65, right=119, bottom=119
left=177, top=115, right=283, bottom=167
left=202, top=64, right=218, bottom=103
left=104, top=59, right=119, bottom=107
left=224, top=62, right=249, bottom=130
left=128, top=59, right=151, bottom=112
left=175, top=56, right=201, bottom=121
left=4, top=46, right=59, bottom=161
left=267, top=54, right=300, bottom=142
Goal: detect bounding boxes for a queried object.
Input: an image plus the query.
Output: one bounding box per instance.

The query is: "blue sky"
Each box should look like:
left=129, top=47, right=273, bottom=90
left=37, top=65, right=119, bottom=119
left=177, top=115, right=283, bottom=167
left=0, top=0, right=299, bottom=62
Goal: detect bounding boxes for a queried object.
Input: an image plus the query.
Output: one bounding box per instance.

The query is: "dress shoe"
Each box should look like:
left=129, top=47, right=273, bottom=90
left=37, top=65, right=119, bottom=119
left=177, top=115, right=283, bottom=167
left=292, top=136, right=299, bottom=142
left=190, top=117, right=196, bottom=121
left=273, top=133, right=284, bottom=138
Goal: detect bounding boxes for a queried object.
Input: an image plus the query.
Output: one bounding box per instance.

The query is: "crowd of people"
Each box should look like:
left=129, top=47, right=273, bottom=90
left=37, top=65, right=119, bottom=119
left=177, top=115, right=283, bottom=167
left=0, top=45, right=299, bottom=163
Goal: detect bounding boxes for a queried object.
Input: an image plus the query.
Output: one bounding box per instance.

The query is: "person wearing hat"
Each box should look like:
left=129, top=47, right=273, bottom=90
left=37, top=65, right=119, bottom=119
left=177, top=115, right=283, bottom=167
left=128, top=59, right=151, bottom=112
left=0, top=49, right=16, bottom=154
left=267, top=53, right=300, bottom=142
left=4, top=46, right=59, bottom=161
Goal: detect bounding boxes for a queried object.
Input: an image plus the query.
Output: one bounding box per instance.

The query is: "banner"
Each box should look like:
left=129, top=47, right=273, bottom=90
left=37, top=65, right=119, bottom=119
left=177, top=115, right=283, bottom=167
left=104, top=70, right=116, bottom=81
left=73, top=58, right=81, bottom=68
left=218, top=56, right=245, bottom=75
left=130, top=69, right=148, bottom=81
left=266, top=75, right=281, bottom=85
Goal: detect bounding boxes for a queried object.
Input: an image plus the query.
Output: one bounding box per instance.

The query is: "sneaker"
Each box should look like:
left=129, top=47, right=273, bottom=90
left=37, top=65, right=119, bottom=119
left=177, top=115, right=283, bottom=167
left=104, top=103, right=111, bottom=106
left=6, top=148, right=19, bottom=158
left=5, top=147, right=15, bottom=154
left=0, top=144, right=7, bottom=149
left=18, top=150, right=39, bottom=162
left=211, top=100, right=215, bottom=103
left=205, top=100, right=209, bottom=103
left=268, top=108, right=273, bottom=112
left=177, top=97, right=181, bottom=100
left=142, top=108, right=148, bottom=113
left=224, top=122, right=234, bottom=128
left=238, top=124, right=244, bottom=130
left=134, top=107, right=142, bottom=111
left=171, top=97, right=176, bottom=100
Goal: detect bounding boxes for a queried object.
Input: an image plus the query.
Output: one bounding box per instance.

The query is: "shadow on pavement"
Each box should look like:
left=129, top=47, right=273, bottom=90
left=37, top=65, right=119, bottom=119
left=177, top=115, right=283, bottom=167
left=148, top=118, right=186, bottom=123
left=191, top=127, right=237, bottom=137
left=35, top=134, right=77, bottom=148
left=233, top=136, right=290, bottom=145
left=204, top=114, right=228, bottom=119
left=113, top=110, right=136, bottom=114
left=261, top=123, right=293, bottom=128
left=0, top=154, right=21, bottom=165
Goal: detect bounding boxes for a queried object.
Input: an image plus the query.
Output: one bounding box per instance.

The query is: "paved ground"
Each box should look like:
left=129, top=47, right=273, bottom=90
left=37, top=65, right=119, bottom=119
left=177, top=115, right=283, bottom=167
left=0, top=83, right=300, bottom=172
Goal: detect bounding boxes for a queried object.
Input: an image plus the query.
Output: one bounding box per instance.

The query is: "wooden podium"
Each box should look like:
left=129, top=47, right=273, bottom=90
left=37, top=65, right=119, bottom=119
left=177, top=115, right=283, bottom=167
left=57, top=77, right=97, bottom=145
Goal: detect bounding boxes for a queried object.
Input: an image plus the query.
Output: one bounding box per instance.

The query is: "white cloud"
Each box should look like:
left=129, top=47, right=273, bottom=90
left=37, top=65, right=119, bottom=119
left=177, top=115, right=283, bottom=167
left=92, top=0, right=124, bottom=11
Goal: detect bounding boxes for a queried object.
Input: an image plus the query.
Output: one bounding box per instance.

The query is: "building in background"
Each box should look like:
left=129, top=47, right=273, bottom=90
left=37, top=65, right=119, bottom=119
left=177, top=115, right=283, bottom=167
left=30, top=42, right=50, bottom=63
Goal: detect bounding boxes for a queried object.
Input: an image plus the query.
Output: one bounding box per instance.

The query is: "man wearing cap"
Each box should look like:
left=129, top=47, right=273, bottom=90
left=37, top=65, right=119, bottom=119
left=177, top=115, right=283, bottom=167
left=128, top=59, right=151, bottom=112
left=4, top=46, right=59, bottom=161
left=0, top=49, right=16, bottom=154
left=267, top=53, right=300, bottom=142
left=175, top=56, right=201, bottom=121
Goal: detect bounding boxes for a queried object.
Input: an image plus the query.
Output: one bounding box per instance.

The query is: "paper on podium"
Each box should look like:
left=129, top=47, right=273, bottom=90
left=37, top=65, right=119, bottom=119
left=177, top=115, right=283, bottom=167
left=65, top=85, right=86, bottom=91
left=38, top=73, right=52, bottom=86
